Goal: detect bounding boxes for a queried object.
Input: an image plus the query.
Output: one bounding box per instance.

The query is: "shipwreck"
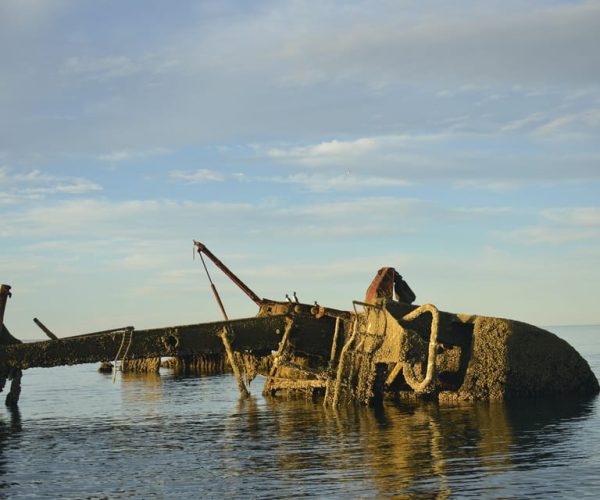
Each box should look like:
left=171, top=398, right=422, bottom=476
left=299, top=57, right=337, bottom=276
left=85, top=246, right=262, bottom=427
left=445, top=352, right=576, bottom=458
left=1, top=241, right=598, bottom=408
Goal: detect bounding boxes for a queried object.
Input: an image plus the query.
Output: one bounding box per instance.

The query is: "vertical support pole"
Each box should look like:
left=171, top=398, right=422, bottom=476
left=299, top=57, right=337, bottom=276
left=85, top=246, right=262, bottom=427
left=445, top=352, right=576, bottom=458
left=329, top=317, right=341, bottom=365
left=197, top=250, right=250, bottom=398
left=1, top=285, right=23, bottom=406
left=5, top=368, right=22, bottom=407
left=0, top=284, right=12, bottom=337
left=263, top=317, right=294, bottom=396
left=210, top=283, right=250, bottom=398
left=1, top=284, right=13, bottom=402
left=0, top=365, right=7, bottom=394
left=220, top=327, right=250, bottom=398
left=329, top=317, right=359, bottom=407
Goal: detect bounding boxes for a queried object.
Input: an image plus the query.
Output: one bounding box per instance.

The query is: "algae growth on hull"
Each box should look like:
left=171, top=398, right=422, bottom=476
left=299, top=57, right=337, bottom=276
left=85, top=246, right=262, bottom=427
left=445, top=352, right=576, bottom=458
left=257, top=300, right=600, bottom=405
left=2, top=260, right=598, bottom=407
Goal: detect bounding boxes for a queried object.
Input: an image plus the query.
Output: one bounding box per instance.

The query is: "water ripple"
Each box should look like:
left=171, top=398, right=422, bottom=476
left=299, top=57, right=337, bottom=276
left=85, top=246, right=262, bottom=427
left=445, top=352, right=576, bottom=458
left=0, top=325, right=599, bottom=498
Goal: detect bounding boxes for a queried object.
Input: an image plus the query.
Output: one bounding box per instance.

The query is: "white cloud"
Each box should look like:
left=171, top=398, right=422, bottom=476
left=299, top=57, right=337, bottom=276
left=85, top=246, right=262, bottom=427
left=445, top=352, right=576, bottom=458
left=272, top=1, right=600, bottom=88
left=96, top=148, right=169, bottom=163
left=0, top=192, right=19, bottom=205
left=450, top=207, right=513, bottom=217
left=268, top=138, right=378, bottom=166
left=0, top=166, right=102, bottom=200
left=262, top=132, right=600, bottom=186
left=500, top=112, right=546, bottom=133
left=265, top=172, right=410, bottom=192
left=542, top=207, right=600, bottom=227
left=170, top=169, right=228, bottom=183
left=494, top=206, right=600, bottom=245
left=496, top=226, right=598, bottom=245
left=2, top=0, right=599, bottom=164
left=453, top=179, right=522, bottom=192
left=168, top=166, right=411, bottom=192
left=21, top=179, right=102, bottom=195
left=0, top=198, right=257, bottom=238
left=288, top=196, right=421, bottom=218
left=0, top=195, right=431, bottom=242
left=169, top=168, right=249, bottom=184
left=113, top=253, right=169, bottom=271
left=533, top=109, right=600, bottom=137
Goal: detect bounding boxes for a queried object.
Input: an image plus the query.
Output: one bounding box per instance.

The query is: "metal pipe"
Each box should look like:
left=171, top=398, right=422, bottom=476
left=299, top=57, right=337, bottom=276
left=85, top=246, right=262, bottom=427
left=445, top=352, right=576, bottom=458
left=33, top=318, right=59, bottom=340
left=196, top=243, right=250, bottom=398
left=194, top=241, right=262, bottom=306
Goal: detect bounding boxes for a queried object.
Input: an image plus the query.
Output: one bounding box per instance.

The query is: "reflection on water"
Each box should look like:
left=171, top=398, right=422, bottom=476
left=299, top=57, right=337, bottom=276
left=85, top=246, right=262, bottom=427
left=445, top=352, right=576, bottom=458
left=0, top=324, right=599, bottom=498
left=0, top=405, right=21, bottom=491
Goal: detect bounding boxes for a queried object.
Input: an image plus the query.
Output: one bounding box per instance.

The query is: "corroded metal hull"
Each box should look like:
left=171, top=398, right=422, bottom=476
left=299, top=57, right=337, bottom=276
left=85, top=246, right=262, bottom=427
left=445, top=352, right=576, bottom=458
left=1, top=247, right=598, bottom=407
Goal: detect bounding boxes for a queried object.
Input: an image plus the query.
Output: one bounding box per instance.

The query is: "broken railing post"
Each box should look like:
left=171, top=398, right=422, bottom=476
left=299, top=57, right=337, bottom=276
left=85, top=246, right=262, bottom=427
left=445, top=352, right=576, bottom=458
left=33, top=318, right=59, bottom=340
left=220, top=327, right=250, bottom=398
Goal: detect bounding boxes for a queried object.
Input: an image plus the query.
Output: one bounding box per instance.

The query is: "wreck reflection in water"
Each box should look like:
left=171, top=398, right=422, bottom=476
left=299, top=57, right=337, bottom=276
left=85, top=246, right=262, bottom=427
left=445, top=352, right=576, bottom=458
left=255, top=395, right=595, bottom=498
left=0, top=357, right=599, bottom=497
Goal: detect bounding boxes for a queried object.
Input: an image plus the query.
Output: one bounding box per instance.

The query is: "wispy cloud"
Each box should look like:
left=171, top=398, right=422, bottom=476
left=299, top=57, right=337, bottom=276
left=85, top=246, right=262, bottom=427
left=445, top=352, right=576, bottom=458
left=495, top=206, right=600, bottom=245
left=169, top=169, right=247, bottom=184
left=0, top=166, right=102, bottom=200
left=96, top=148, right=169, bottom=163
left=533, top=109, right=600, bottom=137
left=453, top=179, right=522, bottom=192
left=496, top=226, right=598, bottom=245
left=268, top=138, right=378, bottom=166
left=265, top=173, right=410, bottom=192
left=1, top=1, right=600, bottom=331
left=112, top=252, right=169, bottom=271
left=0, top=198, right=258, bottom=238
left=262, top=132, right=600, bottom=186
left=500, top=112, right=546, bottom=133
left=542, top=207, right=600, bottom=227
left=169, top=168, right=410, bottom=192
left=3, top=1, right=599, bottom=163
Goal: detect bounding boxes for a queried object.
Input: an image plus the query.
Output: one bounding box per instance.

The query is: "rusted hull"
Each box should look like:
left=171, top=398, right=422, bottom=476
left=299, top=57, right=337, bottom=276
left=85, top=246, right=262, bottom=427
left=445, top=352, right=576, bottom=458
left=2, top=248, right=598, bottom=408
left=0, top=314, right=336, bottom=370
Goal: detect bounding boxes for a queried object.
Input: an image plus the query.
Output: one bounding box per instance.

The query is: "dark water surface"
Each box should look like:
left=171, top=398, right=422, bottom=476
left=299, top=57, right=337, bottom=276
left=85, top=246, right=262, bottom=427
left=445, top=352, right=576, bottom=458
left=1, top=326, right=599, bottom=498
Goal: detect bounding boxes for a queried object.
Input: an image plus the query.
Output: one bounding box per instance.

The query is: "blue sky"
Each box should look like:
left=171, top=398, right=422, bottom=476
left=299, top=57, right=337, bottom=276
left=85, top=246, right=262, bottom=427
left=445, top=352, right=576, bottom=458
left=1, top=0, right=599, bottom=339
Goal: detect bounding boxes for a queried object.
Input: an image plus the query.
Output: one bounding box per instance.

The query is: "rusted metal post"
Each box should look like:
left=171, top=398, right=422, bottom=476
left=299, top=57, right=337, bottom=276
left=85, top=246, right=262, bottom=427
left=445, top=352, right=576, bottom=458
left=33, top=318, right=59, bottom=340
left=1, top=285, right=11, bottom=399
left=194, top=241, right=263, bottom=306
left=195, top=243, right=252, bottom=398
left=263, top=317, right=294, bottom=396
left=5, top=367, right=21, bottom=407
left=0, top=284, right=12, bottom=336
left=209, top=283, right=250, bottom=398
left=1, top=285, right=24, bottom=406
left=0, top=365, right=7, bottom=394
left=219, top=327, right=250, bottom=398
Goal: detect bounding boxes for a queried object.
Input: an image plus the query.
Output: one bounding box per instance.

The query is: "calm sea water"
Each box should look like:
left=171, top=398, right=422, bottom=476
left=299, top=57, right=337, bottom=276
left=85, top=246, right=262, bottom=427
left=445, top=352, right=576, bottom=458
left=1, top=325, right=599, bottom=499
